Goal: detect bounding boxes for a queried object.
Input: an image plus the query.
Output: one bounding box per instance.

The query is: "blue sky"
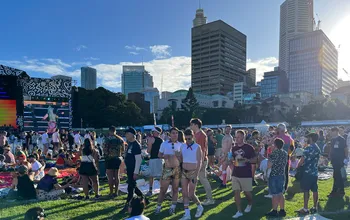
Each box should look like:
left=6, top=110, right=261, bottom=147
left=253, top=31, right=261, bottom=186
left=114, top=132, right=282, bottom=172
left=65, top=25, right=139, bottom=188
left=1, top=0, right=350, bottom=92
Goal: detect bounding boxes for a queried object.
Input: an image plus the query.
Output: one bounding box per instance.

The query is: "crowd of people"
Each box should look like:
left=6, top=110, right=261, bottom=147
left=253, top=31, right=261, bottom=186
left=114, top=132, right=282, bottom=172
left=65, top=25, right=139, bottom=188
left=0, top=119, right=349, bottom=219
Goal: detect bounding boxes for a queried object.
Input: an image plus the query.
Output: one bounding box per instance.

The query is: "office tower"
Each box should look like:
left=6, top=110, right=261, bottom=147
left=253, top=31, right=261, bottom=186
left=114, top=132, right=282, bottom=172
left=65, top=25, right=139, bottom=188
left=122, top=65, right=153, bottom=96
left=81, top=67, right=97, bottom=90
left=260, top=69, right=289, bottom=99
left=246, top=68, right=256, bottom=87
left=142, top=87, right=160, bottom=113
left=279, top=0, right=314, bottom=74
left=289, top=30, right=338, bottom=96
left=192, top=20, right=247, bottom=95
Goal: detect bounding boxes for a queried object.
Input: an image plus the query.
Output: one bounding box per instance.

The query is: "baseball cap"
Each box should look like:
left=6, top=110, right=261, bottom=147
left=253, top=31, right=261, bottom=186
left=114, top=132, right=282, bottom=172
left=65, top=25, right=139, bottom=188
left=125, top=127, right=136, bottom=135
left=152, top=126, right=162, bottom=134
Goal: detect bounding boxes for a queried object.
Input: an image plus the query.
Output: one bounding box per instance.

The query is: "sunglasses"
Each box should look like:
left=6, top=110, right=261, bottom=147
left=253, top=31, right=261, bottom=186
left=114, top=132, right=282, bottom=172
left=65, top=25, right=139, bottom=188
left=185, top=138, right=192, bottom=141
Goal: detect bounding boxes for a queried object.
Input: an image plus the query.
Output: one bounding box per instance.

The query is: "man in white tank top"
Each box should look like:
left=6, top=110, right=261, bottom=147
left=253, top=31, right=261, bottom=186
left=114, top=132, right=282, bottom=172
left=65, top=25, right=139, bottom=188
left=179, top=129, right=204, bottom=220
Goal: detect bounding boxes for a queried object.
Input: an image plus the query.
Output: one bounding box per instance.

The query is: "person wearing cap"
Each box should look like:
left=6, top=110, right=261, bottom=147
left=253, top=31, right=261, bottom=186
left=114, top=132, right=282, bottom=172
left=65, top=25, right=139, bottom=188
left=120, top=127, right=143, bottom=214
left=37, top=167, right=68, bottom=200
left=3, top=145, right=15, bottom=164
left=276, top=123, right=295, bottom=191
left=10, top=165, right=37, bottom=200
left=155, top=127, right=182, bottom=216
left=145, top=126, right=164, bottom=197
left=17, top=152, right=32, bottom=170
left=328, top=127, right=347, bottom=197
left=103, top=126, right=125, bottom=198
left=296, top=132, right=321, bottom=215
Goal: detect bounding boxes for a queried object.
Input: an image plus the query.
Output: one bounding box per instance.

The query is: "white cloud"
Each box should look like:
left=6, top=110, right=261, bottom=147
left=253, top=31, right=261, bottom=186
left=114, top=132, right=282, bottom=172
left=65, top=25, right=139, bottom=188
left=129, top=52, right=139, bottom=55
left=149, top=45, right=171, bottom=59
left=247, top=57, right=279, bottom=82
left=74, top=45, right=87, bottom=51
left=71, top=61, right=92, bottom=66
left=84, top=57, right=100, bottom=61
left=125, top=45, right=146, bottom=51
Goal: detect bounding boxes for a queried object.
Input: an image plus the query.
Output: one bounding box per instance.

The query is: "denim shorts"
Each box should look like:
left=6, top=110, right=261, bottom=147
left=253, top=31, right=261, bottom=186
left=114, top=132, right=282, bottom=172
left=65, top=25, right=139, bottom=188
left=268, top=175, right=285, bottom=196
left=300, top=173, right=318, bottom=192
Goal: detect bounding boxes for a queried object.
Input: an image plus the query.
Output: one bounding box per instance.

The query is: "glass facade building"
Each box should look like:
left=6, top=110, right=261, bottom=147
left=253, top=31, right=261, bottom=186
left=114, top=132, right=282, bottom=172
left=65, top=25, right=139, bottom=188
left=81, top=67, right=97, bottom=90
left=289, top=30, right=338, bottom=96
left=122, top=65, right=153, bottom=96
left=260, top=70, right=288, bottom=99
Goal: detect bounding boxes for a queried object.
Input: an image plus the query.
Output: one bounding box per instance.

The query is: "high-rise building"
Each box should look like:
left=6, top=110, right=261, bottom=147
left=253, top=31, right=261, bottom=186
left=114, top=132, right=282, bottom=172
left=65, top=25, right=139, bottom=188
left=192, top=20, right=247, bottom=95
left=289, top=30, right=338, bottom=96
left=81, top=67, right=97, bottom=90
left=193, top=8, right=207, bottom=27
left=122, top=65, right=153, bottom=96
left=279, top=0, right=314, bottom=74
left=246, top=68, right=256, bottom=87
left=142, top=87, right=160, bottom=114
left=233, top=82, right=249, bottom=104
left=260, top=69, right=289, bottom=99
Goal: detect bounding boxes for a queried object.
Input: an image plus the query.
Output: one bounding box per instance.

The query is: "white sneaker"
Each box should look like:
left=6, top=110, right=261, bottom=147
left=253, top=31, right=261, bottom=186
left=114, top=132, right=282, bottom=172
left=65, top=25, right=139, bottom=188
left=232, top=211, right=243, bottom=218
left=202, top=199, right=215, bottom=206
left=264, top=194, right=272, bottom=198
left=180, top=214, right=191, bottom=220
left=244, top=205, right=252, bottom=213
left=195, top=205, right=204, bottom=218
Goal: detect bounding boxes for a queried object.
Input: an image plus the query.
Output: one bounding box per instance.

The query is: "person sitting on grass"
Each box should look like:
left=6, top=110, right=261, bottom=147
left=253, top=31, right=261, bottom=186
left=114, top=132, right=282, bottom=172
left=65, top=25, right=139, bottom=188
left=28, top=154, right=45, bottom=181
left=265, top=138, right=288, bottom=217
left=126, top=195, right=150, bottom=220
left=36, top=167, right=69, bottom=200
left=10, top=165, right=37, bottom=200
left=16, top=152, right=32, bottom=170
left=24, top=207, right=46, bottom=220
left=55, top=148, right=66, bottom=169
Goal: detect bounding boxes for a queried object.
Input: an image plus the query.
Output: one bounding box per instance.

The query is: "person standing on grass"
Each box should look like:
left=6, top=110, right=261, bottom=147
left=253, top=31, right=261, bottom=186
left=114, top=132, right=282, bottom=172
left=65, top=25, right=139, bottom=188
left=215, top=129, right=224, bottom=162
left=219, top=125, right=234, bottom=188
left=104, top=126, right=125, bottom=198
left=74, top=131, right=82, bottom=150
left=41, top=130, right=49, bottom=155
left=120, top=127, right=143, bottom=214
left=154, top=127, right=182, bottom=215
left=207, top=129, right=217, bottom=170
left=79, top=139, right=100, bottom=200
left=52, top=129, right=60, bottom=154
left=276, top=123, right=294, bottom=191
left=296, top=133, right=321, bottom=215
left=248, top=130, right=260, bottom=186
left=145, top=126, right=163, bottom=197
left=190, top=118, right=215, bottom=205
left=328, top=127, right=348, bottom=197
left=231, top=130, right=256, bottom=219
left=179, top=129, right=204, bottom=220
left=265, top=138, right=288, bottom=217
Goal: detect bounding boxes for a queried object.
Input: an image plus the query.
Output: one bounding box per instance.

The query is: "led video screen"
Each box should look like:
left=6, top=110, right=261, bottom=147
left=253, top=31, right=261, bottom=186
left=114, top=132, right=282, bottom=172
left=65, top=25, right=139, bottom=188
left=23, top=100, right=70, bottom=133
left=0, top=100, right=17, bottom=128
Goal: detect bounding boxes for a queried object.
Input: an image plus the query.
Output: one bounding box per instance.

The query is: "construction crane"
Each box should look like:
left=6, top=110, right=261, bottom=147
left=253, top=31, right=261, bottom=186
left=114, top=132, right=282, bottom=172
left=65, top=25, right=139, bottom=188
left=343, top=68, right=348, bottom=75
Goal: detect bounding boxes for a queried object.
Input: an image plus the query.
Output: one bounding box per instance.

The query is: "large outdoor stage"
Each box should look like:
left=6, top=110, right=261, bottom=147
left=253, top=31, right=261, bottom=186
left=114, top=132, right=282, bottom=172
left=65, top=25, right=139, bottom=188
left=0, top=65, right=72, bottom=133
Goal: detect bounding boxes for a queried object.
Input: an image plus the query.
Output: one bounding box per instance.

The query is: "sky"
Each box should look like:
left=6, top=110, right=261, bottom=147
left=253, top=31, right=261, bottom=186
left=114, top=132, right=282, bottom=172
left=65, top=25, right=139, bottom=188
left=1, top=0, right=350, bottom=93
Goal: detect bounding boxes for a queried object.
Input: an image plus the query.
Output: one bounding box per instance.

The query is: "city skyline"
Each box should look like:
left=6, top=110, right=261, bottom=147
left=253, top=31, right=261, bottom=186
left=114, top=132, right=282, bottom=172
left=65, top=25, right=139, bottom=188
left=0, top=0, right=349, bottom=92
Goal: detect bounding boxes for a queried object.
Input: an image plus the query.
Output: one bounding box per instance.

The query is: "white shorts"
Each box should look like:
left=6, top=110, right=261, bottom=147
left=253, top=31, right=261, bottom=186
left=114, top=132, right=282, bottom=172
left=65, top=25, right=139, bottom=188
left=149, top=158, right=164, bottom=178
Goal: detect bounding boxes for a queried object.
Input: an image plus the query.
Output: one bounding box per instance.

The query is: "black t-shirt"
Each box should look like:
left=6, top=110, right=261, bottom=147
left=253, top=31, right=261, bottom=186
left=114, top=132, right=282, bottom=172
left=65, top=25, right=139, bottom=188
left=26, top=134, right=32, bottom=144
left=68, top=134, right=74, bottom=145
left=61, top=134, right=67, bottom=142
left=125, top=141, right=141, bottom=172
left=330, top=136, right=347, bottom=162
left=150, top=137, right=163, bottom=159
left=17, top=175, right=37, bottom=200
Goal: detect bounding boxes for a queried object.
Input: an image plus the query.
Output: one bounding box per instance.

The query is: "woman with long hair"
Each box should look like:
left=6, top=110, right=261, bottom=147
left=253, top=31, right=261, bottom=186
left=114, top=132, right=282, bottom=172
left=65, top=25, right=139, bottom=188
left=178, top=130, right=185, bottom=143
left=79, top=139, right=100, bottom=200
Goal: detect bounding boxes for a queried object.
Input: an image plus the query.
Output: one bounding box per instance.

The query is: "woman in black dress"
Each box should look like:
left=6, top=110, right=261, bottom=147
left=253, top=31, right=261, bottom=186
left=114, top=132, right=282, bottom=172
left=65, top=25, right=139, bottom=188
left=79, top=139, right=100, bottom=200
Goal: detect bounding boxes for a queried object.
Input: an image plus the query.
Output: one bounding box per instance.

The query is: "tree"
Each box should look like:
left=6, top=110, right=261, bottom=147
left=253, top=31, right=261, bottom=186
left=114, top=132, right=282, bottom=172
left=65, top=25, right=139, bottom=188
left=181, top=87, right=199, bottom=117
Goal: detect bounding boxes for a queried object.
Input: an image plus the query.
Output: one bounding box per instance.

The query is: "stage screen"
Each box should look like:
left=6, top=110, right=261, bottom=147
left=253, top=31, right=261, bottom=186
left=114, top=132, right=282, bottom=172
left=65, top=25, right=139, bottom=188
left=0, top=100, right=17, bottom=128
left=23, top=100, right=70, bottom=133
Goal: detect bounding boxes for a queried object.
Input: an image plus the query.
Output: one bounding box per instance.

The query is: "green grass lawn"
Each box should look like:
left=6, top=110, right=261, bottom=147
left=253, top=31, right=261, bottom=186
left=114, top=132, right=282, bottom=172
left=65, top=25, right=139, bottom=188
left=0, top=177, right=349, bottom=220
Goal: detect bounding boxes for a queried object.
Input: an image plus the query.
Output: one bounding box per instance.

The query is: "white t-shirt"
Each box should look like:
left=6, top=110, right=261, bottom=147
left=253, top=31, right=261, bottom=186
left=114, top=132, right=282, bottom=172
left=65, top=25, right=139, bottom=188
left=84, top=133, right=91, bottom=140
left=41, top=133, right=49, bottom=144
left=74, top=134, right=81, bottom=144
left=125, top=215, right=150, bottom=220
left=159, top=141, right=181, bottom=155
left=52, top=132, right=59, bottom=143
left=31, top=160, right=43, bottom=171
left=181, top=142, right=199, bottom=164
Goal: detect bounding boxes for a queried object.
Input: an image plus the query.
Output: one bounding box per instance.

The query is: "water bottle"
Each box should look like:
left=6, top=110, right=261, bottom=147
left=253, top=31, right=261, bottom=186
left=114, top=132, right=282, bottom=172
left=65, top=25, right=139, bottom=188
left=228, top=152, right=233, bottom=160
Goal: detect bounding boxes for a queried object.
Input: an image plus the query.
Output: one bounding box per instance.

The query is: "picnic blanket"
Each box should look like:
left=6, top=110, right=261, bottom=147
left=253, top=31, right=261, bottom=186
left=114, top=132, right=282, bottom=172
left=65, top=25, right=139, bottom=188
left=0, top=168, right=77, bottom=189
left=119, top=179, right=175, bottom=195
left=288, top=214, right=331, bottom=220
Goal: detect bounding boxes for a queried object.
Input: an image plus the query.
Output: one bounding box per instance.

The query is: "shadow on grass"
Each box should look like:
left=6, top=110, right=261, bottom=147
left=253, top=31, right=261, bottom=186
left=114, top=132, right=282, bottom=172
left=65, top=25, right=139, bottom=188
left=285, top=179, right=301, bottom=201
left=68, top=206, right=116, bottom=220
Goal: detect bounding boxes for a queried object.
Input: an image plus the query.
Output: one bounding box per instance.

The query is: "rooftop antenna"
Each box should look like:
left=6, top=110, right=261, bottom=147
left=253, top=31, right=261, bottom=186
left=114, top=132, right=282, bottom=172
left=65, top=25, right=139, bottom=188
left=199, top=0, right=201, bottom=9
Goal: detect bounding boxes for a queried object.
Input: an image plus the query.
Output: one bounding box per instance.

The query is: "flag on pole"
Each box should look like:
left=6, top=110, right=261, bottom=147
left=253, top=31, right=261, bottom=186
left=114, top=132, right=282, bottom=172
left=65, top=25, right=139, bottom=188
left=171, top=115, right=174, bottom=127
left=153, top=113, right=157, bottom=126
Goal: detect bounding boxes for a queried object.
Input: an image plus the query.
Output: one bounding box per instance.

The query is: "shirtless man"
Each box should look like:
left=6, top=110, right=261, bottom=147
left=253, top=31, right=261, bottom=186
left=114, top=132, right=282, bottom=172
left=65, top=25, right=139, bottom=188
left=220, top=125, right=234, bottom=188
left=155, top=127, right=182, bottom=216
